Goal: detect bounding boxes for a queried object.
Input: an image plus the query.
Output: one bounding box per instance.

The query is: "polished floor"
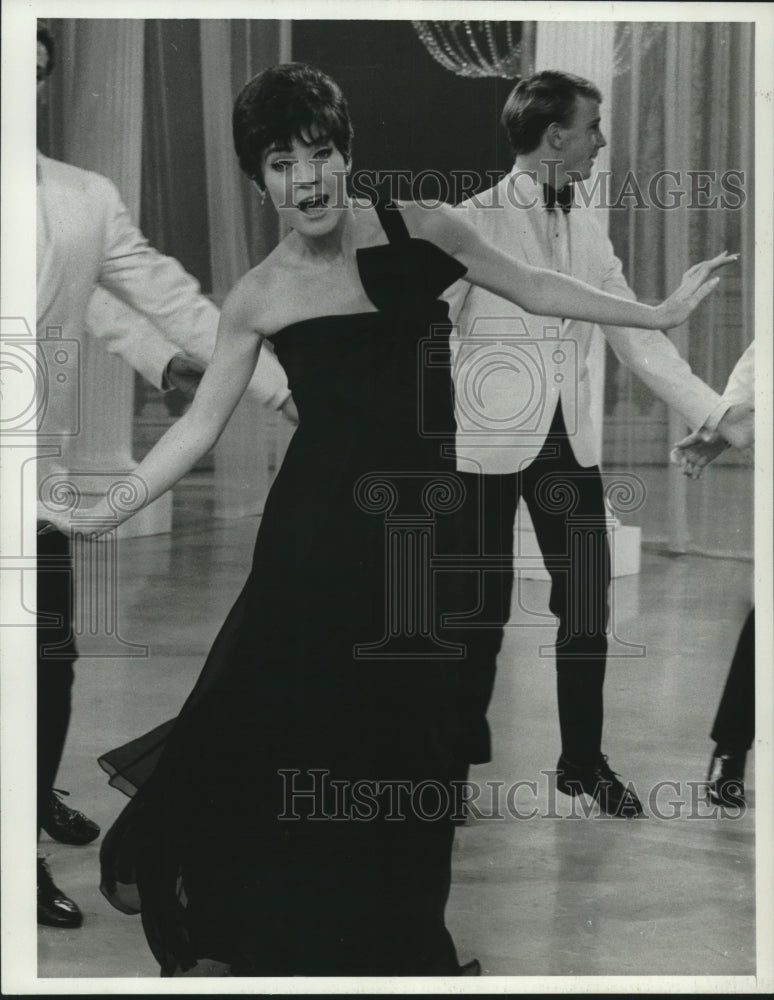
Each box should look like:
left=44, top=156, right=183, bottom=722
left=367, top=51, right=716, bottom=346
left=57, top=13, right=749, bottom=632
left=35, top=470, right=759, bottom=984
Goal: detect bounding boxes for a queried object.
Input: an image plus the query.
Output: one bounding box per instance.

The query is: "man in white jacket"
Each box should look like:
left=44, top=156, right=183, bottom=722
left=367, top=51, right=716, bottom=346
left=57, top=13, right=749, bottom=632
left=35, top=25, right=292, bottom=928
left=445, top=70, right=752, bottom=817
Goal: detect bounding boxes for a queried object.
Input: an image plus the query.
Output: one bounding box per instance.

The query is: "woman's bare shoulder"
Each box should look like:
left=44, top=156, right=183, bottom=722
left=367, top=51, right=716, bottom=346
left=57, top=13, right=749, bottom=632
left=221, top=242, right=296, bottom=338
left=394, top=199, right=471, bottom=257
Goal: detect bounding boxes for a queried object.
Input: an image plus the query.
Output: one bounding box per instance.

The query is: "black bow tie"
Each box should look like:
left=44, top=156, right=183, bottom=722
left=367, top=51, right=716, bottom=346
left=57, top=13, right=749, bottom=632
left=543, top=183, right=573, bottom=214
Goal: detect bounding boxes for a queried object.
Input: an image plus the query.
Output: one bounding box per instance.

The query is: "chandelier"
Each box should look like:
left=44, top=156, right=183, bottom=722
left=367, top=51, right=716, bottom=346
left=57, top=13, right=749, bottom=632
left=413, top=21, right=534, bottom=79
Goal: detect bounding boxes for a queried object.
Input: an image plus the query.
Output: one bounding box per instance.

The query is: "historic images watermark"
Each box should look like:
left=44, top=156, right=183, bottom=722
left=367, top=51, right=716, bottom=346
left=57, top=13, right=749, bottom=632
left=350, top=166, right=748, bottom=212
left=274, top=164, right=748, bottom=212
left=278, top=769, right=747, bottom=823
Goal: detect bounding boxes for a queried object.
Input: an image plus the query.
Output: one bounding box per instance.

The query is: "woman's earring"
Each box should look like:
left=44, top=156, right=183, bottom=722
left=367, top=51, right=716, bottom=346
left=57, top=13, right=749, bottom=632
left=260, top=188, right=267, bottom=206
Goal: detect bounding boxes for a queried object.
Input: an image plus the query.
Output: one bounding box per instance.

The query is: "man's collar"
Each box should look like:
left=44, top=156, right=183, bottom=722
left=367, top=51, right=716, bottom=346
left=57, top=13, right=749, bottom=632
left=507, top=167, right=573, bottom=211
left=543, top=182, right=573, bottom=213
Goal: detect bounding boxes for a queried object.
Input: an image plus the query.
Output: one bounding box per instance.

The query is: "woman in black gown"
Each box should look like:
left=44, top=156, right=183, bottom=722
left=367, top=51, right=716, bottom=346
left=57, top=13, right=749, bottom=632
left=62, top=64, right=729, bottom=976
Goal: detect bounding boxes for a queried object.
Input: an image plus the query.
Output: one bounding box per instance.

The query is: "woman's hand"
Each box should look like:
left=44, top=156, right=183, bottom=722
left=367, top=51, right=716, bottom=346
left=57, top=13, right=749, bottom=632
left=716, top=402, right=755, bottom=450
left=37, top=513, right=72, bottom=536
left=653, top=252, right=738, bottom=330
left=38, top=497, right=116, bottom=538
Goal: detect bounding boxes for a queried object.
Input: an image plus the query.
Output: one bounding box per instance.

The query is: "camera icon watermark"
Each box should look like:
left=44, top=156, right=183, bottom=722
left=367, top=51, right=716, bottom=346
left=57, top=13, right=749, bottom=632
left=419, top=316, right=579, bottom=440
left=0, top=317, right=80, bottom=436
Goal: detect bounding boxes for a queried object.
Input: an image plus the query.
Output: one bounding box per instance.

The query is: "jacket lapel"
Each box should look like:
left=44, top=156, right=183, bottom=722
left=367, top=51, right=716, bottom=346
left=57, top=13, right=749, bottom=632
left=567, top=208, right=594, bottom=285
left=563, top=209, right=601, bottom=335
left=502, top=173, right=550, bottom=270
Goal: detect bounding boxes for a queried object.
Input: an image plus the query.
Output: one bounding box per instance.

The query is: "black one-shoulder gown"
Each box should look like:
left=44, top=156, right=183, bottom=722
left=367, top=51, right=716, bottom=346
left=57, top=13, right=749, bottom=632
left=98, top=200, right=477, bottom=976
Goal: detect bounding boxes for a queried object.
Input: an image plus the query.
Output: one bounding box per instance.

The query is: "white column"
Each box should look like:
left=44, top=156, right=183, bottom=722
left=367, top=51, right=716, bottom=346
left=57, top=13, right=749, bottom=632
left=59, top=20, right=171, bottom=536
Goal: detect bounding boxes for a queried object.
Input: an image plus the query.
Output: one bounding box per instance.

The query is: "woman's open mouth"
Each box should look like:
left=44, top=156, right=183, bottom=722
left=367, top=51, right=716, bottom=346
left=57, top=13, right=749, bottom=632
left=298, top=194, right=330, bottom=215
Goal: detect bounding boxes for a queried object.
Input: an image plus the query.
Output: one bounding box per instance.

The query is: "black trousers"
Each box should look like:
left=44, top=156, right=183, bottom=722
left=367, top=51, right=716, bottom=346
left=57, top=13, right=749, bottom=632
left=711, top=609, right=755, bottom=754
left=456, top=404, right=610, bottom=767
left=37, top=525, right=78, bottom=836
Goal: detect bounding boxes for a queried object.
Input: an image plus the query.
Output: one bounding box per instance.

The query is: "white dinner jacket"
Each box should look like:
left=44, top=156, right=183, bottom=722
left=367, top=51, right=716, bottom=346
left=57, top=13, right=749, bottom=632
left=37, top=153, right=290, bottom=413
left=445, top=169, right=724, bottom=474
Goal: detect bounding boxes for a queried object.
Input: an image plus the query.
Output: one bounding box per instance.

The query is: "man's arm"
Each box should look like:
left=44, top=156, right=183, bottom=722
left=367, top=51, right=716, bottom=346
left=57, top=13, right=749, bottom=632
left=593, top=224, right=728, bottom=432
left=86, top=289, right=211, bottom=402
left=95, top=176, right=291, bottom=411
left=85, top=287, right=178, bottom=390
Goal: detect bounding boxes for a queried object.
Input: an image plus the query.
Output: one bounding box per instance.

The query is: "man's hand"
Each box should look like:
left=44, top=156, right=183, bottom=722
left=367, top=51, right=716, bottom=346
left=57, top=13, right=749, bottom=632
left=279, top=394, right=299, bottom=425
left=671, top=402, right=754, bottom=479
left=671, top=431, right=728, bottom=479
left=167, top=353, right=206, bottom=400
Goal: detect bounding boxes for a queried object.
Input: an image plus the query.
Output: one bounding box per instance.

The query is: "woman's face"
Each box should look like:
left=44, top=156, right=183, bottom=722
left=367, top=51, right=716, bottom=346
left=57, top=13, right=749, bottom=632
left=262, top=131, right=349, bottom=237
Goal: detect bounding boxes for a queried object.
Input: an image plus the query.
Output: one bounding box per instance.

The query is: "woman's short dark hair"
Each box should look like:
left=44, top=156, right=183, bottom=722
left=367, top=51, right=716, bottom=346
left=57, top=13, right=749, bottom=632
left=37, top=23, right=55, bottom=76
left=233, top=63, right=354, bottom=187
left=501, top=70, right=602, bottom=156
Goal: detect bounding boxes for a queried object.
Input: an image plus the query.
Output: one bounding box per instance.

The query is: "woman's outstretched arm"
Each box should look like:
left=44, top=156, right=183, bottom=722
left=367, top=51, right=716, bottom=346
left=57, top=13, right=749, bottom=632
left=48, top=281, right=265, bottom=533
left=411, top=202, right=734, bottom=331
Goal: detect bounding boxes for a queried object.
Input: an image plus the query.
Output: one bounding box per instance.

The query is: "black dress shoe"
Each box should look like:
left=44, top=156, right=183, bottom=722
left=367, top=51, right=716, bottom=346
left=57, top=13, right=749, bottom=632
left=41, top=789, right=100, bottom=846
left=37, top=858, right=83, bottom=928
left=556, top=753, right=643, bottom=817
left=707, top=748, right=746, bottom=806
left=459, top=958, right=482, bottom=975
